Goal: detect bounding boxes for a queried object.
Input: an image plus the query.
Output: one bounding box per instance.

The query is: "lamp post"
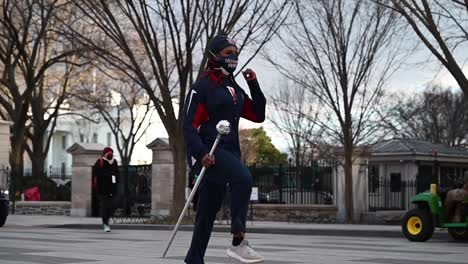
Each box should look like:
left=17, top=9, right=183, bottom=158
left=433, top=150, right=439, bottom=186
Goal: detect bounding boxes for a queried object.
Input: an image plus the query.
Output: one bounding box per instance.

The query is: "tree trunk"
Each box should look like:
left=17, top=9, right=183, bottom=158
left=343, top=146, right=354, bottom=224
left=170, top=129, right=187, bottom=217
left=343, top=121, right=354, bottom=224
left=31, top=133, right=46, bottom=179
left=9, top=129, right=24, bottom=206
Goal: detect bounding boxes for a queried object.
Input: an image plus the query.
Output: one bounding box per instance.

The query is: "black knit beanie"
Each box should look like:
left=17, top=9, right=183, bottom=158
left=208, top=34, right=237, bottom=55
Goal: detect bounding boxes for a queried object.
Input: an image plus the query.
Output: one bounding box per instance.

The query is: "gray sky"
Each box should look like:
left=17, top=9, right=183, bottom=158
left=239, top=45, right=468, bottom=153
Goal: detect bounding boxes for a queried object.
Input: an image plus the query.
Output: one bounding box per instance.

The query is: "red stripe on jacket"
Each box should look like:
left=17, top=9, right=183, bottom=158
left=241, top=98, right=257, bottom=122
left=192, top=103, right=209, bottom=129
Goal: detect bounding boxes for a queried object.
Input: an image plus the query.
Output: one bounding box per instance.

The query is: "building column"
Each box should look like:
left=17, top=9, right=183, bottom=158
left=47, top=133, right=55, bottom=169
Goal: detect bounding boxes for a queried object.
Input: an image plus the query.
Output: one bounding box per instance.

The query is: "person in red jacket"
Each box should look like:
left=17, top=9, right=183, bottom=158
left=93, top=147, right=119, bottom=232
left=183, top=34, right=266, bottom=264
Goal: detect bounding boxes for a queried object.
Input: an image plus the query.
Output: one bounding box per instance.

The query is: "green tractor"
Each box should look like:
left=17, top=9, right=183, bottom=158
left=402, top=184, right=468, bottom=242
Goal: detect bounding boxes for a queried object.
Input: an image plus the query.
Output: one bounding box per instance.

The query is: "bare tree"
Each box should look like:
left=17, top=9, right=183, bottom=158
left=270, top=81, right=324, bottom=166
left=25, top=56, right=87, bottom=180
left=73, top=68, right=155, bottom=168
left=65, top=0, right=291, bottom=215
left=267, top=0, right=406, bottom=223
left=381, top=0, right=468, bottom=97
left=384, top=85, right=468, bottom=146
left=0, top=0, right=77, bottom=191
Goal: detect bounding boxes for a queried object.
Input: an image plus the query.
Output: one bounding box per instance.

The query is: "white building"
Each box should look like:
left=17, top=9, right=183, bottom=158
left=24, top=105, right=168, bottom=173
left=0, top=120, right=12, bottom=189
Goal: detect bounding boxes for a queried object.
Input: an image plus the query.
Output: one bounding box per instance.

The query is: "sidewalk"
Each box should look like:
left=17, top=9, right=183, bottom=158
left=3, top=214, right=448, bottom=239
left=5, top=214, right=98, bottom=227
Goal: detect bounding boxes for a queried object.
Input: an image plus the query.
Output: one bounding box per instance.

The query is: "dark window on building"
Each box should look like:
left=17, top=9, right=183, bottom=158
left=390, top=173, right=402, bottom=192
left=62, top=135, right=67, bottom=150
left=80, top=133, right=84, bottom=143
left=417, top=166, right=433, bottom=193
left=92, top=133, right=98, bottom=143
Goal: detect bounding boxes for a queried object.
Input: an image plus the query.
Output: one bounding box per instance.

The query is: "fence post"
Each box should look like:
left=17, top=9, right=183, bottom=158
left=315, top=172, right=319, bottom=204
left=67, top=143, right=106, bottom=216
left=401, top=181, right=406, bottom=210
left=147, top=138, right=174, bottom=216
left=334, top=147, right=371, bottom=223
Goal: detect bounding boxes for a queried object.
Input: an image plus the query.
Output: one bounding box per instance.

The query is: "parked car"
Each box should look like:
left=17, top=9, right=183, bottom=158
left=257, top=192, right=281, bottom=204
left=0, top=188, right=9, bottom=227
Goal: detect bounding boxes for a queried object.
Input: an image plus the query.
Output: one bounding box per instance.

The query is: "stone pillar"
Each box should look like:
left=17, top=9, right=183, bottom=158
left=335, top=162, right=345, bottom=222
left=334, top=147, right=371, bottom=223
left=147, top=138, right=174, bottom=216
left=67, top=143, right=106, bottom=216
left=0, top=120, right=12, bottom=189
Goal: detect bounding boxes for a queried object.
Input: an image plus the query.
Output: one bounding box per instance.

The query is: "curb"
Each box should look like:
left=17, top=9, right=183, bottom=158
left=47, top=224, right=450, bottom=239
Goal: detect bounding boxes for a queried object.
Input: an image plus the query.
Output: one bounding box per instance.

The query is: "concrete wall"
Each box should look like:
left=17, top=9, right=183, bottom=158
left=14, top=201, right=70, bottom=216
left=250, top=204, right=337, bottom=223
left=369, top=161, right=418, bottom=212
left=361, top=210, right=405, bottom=225
left=377, top=161, right=418, bottom=181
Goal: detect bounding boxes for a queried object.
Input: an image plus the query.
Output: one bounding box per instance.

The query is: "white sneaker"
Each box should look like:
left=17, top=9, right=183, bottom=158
left=226, top=239, right=264, bottom=263
left=103, top=224, right=111, bottom=232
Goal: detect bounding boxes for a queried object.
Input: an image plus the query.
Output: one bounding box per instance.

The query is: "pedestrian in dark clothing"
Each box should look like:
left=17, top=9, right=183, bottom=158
left=92, top=146, right=119, bottom=232
left=183, top=34, right=266, bottom=264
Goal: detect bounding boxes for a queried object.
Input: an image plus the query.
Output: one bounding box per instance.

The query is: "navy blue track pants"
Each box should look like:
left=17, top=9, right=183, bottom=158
left=184, top=148, right=253, bottom=264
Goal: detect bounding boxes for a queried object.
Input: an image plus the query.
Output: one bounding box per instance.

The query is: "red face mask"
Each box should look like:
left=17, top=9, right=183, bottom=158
left=105, top=152, right=113, bottom=160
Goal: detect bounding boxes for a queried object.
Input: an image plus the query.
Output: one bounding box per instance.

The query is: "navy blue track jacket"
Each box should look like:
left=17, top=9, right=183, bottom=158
left=183, top=69, right=266, bottom=168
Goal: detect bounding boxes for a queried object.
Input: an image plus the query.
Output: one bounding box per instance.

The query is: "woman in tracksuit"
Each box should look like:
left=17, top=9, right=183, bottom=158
left=183, top=34, right=266, bottom=264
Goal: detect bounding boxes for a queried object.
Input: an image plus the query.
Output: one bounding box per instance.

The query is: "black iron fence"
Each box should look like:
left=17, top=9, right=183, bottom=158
left=248, top=160, right=336, bottom=205
left=48, top=167, right=72, bottom=181
left=118, top=164, right=152, bottom=204
left=23, top=167, right=72, bottom=182
left=368, top=179, right=417, bottom=212
left=107, top=164, right=152, bottom=218
left=11, top=167, right=72, bottom=201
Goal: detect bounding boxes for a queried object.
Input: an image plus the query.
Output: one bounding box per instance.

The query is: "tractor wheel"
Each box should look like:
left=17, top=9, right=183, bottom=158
left=402, top=208, right=434, bottom=242
left=448, top=228, right=468, bottom=242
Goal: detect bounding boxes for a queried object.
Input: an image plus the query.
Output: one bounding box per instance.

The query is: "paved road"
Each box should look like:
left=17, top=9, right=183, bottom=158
left=0, top=225, right=467, bottom=264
